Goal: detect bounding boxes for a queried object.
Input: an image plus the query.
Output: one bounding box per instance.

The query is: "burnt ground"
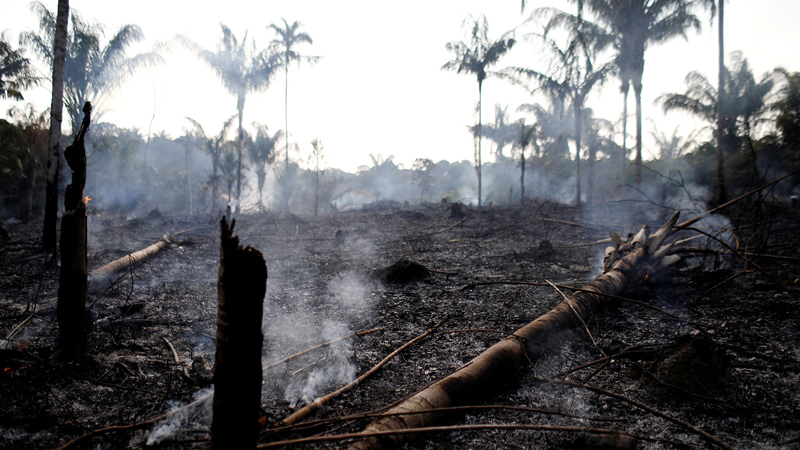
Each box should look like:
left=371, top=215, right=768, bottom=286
left=0, top=199, right=798, bottom=449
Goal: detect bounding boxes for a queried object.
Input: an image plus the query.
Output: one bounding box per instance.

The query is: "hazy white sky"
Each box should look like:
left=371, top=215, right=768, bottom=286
left=1, top=0, right=798, bottom=173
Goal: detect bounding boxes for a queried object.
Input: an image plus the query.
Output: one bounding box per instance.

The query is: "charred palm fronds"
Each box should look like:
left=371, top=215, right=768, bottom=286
left=56, top=101, right=91, bottom=357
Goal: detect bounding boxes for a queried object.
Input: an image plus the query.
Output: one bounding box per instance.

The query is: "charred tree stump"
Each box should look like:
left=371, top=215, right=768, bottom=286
left=57, top=102, right=91, bottom=357
left=212, top=218, right=267, bottom=450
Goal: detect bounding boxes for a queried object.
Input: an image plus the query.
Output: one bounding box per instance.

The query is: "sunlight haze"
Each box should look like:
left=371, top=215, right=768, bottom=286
left=1, top=0, right=798, bottom=173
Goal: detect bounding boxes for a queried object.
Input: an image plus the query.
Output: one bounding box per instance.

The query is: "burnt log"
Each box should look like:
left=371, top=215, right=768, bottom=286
left=87, top=235, right=170, bottom=293
left=212, top=218, right=267, bottom=450
left=57, top=102, right=91, bottom=357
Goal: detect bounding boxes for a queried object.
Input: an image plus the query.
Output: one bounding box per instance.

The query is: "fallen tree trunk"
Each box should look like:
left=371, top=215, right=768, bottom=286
left=87, top=235, right=171, bottom=293
left=348, top=214, right=680, bottom=450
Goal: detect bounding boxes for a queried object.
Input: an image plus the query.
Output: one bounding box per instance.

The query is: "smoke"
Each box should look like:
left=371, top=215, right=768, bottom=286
left=259, top=226, right=381, bottom=410
left=276, top=271, right=378, bottom=407
left=146, top=387, right=213, bottom=446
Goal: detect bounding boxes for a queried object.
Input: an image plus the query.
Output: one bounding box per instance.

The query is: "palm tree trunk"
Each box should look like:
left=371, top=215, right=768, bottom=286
left=714, top=0, right=728, bottom=205
left=477, top=81, right=483, bottom=208
left=574, top=100, right=582, bottom=206
left=520, top=148, right=525, bottom=203
left=257, top=169, right=265, bottom=213
left=23, top=156, right=36, bottom=221
left=284, top=63, right=289, bottom=170
left=633, top=79, right=643, bottom=188
left=212, top=156, right=219, bottom=211
left=236, top=95, right=244, bottom=214
left=43, top=0, right=69, bottom=253
left=621, top=82, right=629, bottom=192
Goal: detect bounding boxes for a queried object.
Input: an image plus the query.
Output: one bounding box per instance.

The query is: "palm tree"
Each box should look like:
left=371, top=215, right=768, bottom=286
left=21, top=1, right=162, bottom=136
left=479, top=104, right=521, bottom=159
left=658, top=52, right=774, bottom=182
left=774, top=69, right=800, bottom=151
left=42, top=0, right=69, bottom=253
left=268, top=18, right=317, bottom=170
left=248, top=123, right=282, bottom=211
left=185, top=115, right=237, bottom=211
left=714, top=0, right=726, bottom=204
left=443, top=14, right=515, bottom=208
left=659, top=53, right=773, bottom=143
left=184, top=24, right=280, bottom=213
left=514, top=119, right=537, bottom=202
left=0, top=32, right=39, bottom=100
left=533, top=0, right=713, bottom=188
left=504, top=29, right=614, bottom=205
left=219, top=145, right=238, bottom=204
left=649, top=121, right=698, bottom=160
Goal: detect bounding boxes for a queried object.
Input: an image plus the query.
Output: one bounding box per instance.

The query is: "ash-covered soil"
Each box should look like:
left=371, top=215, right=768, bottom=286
left=0, top=200, right=798, bottom=449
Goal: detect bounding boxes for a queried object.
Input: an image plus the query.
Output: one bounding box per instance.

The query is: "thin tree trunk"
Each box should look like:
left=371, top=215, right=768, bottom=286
left=588, top=143, right=596, bottom=205
left=23, top=156, right=36, bottom=221
left=285, top=63, right=289, bottom=170
left=236, top=95, right=245, bottom=214
left=43, top=0, right=70, bottom=253
left=520, top=148, right=525, bottom=203
left=349, top=214, right=680, bottom=450
left=212, top=156, right=220, bottom=212
left=575, top=100, right=582, bottom=206
left=633, top=80, right=643, bottom=188
left=621, top=82, right=629, bottom=192
left=477, top=81, right=483, bottom=208
left=714, top=0, right=728, bottom=205
left=213, top=218, right=267, bottom=449
left=57, top=102, right=91, bottom=357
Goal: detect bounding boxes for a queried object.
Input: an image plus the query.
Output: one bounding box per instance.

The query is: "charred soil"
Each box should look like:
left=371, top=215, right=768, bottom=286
left=0, top=200, right=798, bottom=449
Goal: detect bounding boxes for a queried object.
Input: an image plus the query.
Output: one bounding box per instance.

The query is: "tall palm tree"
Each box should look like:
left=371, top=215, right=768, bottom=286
left=658, top=52, right=774, bottom=180
left=21, top=1, right=162, bottom=136
left=42, top=0, right=69, bottom=253
left=714, top=0, right=726, bottom=204
left=185, top=115, right=237, bottom=211
left=504, top=30, right=613, bottom=205
left=248, top=122, right=282, bottom=211
left=268, top=18, right=317, bottom=170
left=184, top=24, right=280, bottom=213
left=514, top=119, right=537, bottom=202
left=533, top=0, right=713, bottom=188
left=0, top=32, right=39, bottom=100
left=443, top=14, right=515, bottom=208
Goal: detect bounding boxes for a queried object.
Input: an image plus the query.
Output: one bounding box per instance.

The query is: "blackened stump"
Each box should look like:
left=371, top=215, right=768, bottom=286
left=212, top=218, right=267, bottom=450
left=57, top=101, right=91, bottom=357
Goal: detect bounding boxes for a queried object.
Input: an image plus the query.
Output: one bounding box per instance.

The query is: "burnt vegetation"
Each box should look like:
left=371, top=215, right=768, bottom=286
left=1, top=1, right=800, bottom=449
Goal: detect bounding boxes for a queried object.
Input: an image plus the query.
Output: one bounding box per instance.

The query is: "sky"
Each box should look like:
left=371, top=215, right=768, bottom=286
left=1, top=0, right=799, bottom=174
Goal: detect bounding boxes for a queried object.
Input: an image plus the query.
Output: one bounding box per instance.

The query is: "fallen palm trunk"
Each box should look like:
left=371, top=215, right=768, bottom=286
left=87, top=235, right=171, bottom=293
left=57, top=102, right=92, bottom=357
left=212, top=218, right=267, bottom=449
left=348, top=214, right=680, bottom=450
